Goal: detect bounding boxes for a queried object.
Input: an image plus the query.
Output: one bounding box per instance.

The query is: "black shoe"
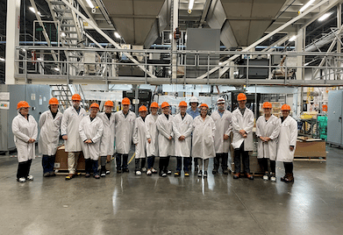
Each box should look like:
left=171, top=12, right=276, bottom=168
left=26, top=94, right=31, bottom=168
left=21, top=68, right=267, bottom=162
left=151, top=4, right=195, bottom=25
left=85, top=173, right=91, bottom=178
left=212, top=169, right=218, bottom=175
left=233, top=172, right=240, bottom=179
left=203, top=171, right=208, bottom=178
left=123, top=168, right=129, bottom=173
left=117, top=169, right=122, bottom=173
left=223, top=169, right=229, bottom=175
left=167, top=170, right=172, bottom=175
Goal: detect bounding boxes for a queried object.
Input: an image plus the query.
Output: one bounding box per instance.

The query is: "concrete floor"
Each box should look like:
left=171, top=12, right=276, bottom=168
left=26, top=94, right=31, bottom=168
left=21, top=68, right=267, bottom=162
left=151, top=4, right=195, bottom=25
left=0, top=146, right=343, bottom=235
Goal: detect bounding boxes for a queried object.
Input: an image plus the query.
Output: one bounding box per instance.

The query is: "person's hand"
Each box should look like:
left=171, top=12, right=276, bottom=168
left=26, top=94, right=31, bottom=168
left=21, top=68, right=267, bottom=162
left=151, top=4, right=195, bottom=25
left=28, top=138, right=35, bottom=143
left=148, top=138, right=151, bottom=144
left=168, top=136, right=172, bottom=140
left=259, top=136, right=265, bottom=142
left=239, top=130, right=246, bottom=136
left=85, top=139, right=92, bottom=144
left=265, top=137, right=271, bottom=142
left=243, top=134, right=247, bottom=138
left=62, top=135, right=68, bottom=140
left=289, top=146, right=294, bottom=151
left=179, top=136, right=185, bottom=141
left=223, top=134, right=229, bottom=140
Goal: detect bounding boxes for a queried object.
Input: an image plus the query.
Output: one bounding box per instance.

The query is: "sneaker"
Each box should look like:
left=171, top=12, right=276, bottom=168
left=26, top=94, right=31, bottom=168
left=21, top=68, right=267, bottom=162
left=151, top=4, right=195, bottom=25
left=105, top=170, right=110, bottom=175
left=233, top=172, right=240, bottom=179
left=270, top=175, right=277, bottom=182
left=18, top=177, right=26, bottom=183
left=27, top=175, right=34, bottom=181
left=43, top=172, right=50, bottom=177
left=147, top=170, right=152, bottom=176
left=174, top=171, right=180, bottom=177
left=203, top=171, right=208, bottom=178
left=212, top=169, right=218, bottom=175
left=184, top=172, right=190, bottom=177
left=162, top=173, right=167, bottom=177
left=263, top=172, right=269, bottom=181
left=142, top=167, right=147, bottom=172
left=151, top=168, right=158, bottom=174
left=198, top=170, right=202, bottom=177
left=49, top=171, right=56, bottom=177
left=94, top=174, right=100, bottom=179
left=85, top=173, right=91, bottom=178
left=135, top=171, right=142, bottom=176
left=167, top=170, right=172, bottom=175
left=65, top=174, right=73, bottom=180
left=245, top=172, right=254, bottom=180
left=101, top=172, right=106, bottom=177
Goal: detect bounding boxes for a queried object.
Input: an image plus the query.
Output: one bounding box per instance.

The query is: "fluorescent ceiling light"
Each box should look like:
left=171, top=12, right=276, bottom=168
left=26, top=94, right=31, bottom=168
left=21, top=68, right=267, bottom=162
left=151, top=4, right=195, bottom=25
left=299, top=0, right=315, bottom=13
left=114, top=32, right=121, bottom=39
left=289, top=35, right=297, bottom=41
left=318, top=12, right=332, bottom=21
left=85, top=0, right=95, bottom=9
left=29, top=7, right=41, bottom=16
left=188, top=0, right=195, bottom=11
left=0, top=58, right=5, bottom=62
left=21, top=48, right=26, bottom=52
left=54, top=67, right=60, bottom=71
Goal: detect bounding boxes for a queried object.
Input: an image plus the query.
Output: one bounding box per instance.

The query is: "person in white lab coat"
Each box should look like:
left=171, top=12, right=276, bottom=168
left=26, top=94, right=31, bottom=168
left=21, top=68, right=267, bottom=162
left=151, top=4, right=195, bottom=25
left=12, top=101, right=38, bottom=183
left=231, top=93, right=254, bottom=180
left=98, top=100, right=115, bottom=177
left=61, top=94, right=87, bottom=180
left=173, top=101, right=193, bottom=177
left=211, top=97, right=232, bottom=175
left=187, top=96, right=200, bottom=171
left=256, top=102, right=280, bottom=182
left=277, top=104, right=298, bottom=183
left=114, top=97, right=136, bottom=173
left=156, top=101, right=174, bottom=177
left=133, top=105, right=149, bottom=175
left=79, top=103, right=104, bottom=179
left=145, top=102, right=159, bottom=175
left=192, top=103, right=216, bottom=178
left=38, top=98, right=63, bottom=177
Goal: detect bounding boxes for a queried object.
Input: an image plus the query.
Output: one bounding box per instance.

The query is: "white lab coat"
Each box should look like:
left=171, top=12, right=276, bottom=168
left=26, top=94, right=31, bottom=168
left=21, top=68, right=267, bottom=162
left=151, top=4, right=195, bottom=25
left=192, top=115, right=216, bottom=159
left=231, top=108, right=254, bottom=151
left=145, top=114, right=159, bottom=157
left=12, top=114, right=38, bottom=163
left=256, top=115, right=281, bottom=160
left=114, top=110, right=136, bottom=155
left=61, top=106, right=87, bottom=152
left=38, top=110, right=63, bottom=156
left=79, top=115, right=104, bottom=160
left=276, top=116, right=298, bottom=162
left=156, top=114, right=174, bottom=157
left=133, top=117, right=149, bottom=159
left=173, top=113, right=193, bottom=157
left=98, top=112, right=116, bottom=156
left=211, top=110, right=232, bottom=154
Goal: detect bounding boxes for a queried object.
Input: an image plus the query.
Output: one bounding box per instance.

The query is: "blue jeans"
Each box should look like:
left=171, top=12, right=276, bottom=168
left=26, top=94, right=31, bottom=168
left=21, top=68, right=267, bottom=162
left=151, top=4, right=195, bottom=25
left=147, top=156, right=155, bottom=169
left=42, top=155, right=55, bottom=173
left=176, top=157, right=190, bottom=172
left=116, top=154, right=128, bottom=170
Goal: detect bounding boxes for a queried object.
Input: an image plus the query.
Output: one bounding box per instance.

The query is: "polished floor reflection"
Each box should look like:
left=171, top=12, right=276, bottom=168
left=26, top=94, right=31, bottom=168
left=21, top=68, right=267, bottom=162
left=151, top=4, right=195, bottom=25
left=0, top=146, right=342, bottom=235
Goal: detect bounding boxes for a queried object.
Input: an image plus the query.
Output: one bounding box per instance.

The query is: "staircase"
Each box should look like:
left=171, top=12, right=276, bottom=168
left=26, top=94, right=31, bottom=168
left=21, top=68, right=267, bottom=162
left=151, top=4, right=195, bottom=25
left=51, top=84, right=73, bottom=110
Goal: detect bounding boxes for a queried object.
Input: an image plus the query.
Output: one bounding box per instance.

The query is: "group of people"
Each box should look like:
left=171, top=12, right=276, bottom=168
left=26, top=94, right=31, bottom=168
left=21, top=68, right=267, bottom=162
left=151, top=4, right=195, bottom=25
left=12, top=92, right=298, bottom=183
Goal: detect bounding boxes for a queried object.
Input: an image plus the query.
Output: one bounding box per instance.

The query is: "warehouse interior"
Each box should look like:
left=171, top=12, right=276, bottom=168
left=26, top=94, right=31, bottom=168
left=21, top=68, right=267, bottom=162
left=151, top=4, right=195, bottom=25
left=1, top=0, right=343, bottom=234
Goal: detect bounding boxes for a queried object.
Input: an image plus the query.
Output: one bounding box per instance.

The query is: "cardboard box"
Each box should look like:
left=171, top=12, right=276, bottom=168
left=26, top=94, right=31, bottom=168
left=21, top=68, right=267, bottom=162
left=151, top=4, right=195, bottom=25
left=54, top=145, right=85, bottom=171
left=294, top=140, right=326, bottom=157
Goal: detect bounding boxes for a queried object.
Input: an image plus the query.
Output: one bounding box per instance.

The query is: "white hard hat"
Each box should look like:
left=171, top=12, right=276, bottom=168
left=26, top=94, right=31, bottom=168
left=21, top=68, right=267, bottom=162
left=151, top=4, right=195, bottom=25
left=189, top=97, right=199, bottom=103
left=217, top=97, right=225, bottom=104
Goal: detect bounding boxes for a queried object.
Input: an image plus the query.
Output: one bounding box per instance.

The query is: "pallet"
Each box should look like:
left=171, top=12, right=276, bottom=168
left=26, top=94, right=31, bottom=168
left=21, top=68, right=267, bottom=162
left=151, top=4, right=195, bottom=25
left=294, top=156, right=326, bottom=162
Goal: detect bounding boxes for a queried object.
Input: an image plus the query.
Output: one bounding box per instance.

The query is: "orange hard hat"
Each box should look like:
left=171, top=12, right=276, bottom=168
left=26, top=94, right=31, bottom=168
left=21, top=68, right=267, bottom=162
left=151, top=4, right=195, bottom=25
left=17, top=101, right=30, bottom=109
left=139, top=105, right=147, bottom=112
left=150, top=102, right=159, bottom=108
left=49, top=97, right=59, bottom=105
left=161, top=102, right=170, bottom=109
left=104, top=100, right=114, bottom=107
left=122, top=97, right=130, bottom=105
left=90, top=103, right=99, bottom=109
left=237, top=93, right=247, bottom=101
left=281, top=104, right=291, bottom=111
left=71, top=94, right=81, bottom=101
left=262, top=102, right=272, bottom=109
left=200, top=103, right=209, bottom=109
left=179, top=101, right=187, bottom=107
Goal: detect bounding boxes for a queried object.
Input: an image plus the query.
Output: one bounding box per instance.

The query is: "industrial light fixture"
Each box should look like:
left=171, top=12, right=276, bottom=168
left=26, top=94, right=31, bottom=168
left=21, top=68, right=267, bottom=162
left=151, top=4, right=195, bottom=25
left=54, top=67, right=60, bottom=71
left=114, top=32, right=121, bottom=39
left=169, top=34, right=172, bottom=40
left=29, top=7, right=41, bottom=16
left=85, top=0, right=95, bottom=9
left=318, top=12, right=332, bottom=21
left=289, top=35, right=297, bottom=41
left=0, top=57, right=5, bottom=62
left=188, top=0, right=194, bottom=14
left=21, top=48, right=26, bottom=52
left=299, top=0, right=315, bottom=13
left=61, top=32, right=66, bottom=37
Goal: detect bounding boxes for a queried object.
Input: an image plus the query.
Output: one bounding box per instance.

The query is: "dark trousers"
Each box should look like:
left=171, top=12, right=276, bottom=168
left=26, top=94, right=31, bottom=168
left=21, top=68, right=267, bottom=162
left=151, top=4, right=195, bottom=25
left=283, top=162, right=293, bottom=174
left=234, top=143, right=250, bottom=173
left=159, top=156, right=170, bottom=175
left=116, top=154, right=128, bottom=170
left=176, top=157, right=190, bottom=172
left=17, top=159, right=32, bottom=179
left=258, top=158, right=276, bottom=173
left=135, top=158, right=146, bottom=171
left=147, top=156, right=155, bottom=169
left=42, top=155, right=56, bottom=173
left=214, top=153, right=228, bottom=170
left=85, top=159, right=99, bottom=175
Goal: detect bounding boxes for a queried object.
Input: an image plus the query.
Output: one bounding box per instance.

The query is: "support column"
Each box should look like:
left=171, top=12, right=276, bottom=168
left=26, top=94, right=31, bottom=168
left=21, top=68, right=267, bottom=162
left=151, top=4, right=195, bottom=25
left=171, top=0, right=179, bottom=80
left=5, top=0, right=21, bottom=84
left=295, top=26, right=305, bottom=118
left=338, top=4, right=342, bottom=80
